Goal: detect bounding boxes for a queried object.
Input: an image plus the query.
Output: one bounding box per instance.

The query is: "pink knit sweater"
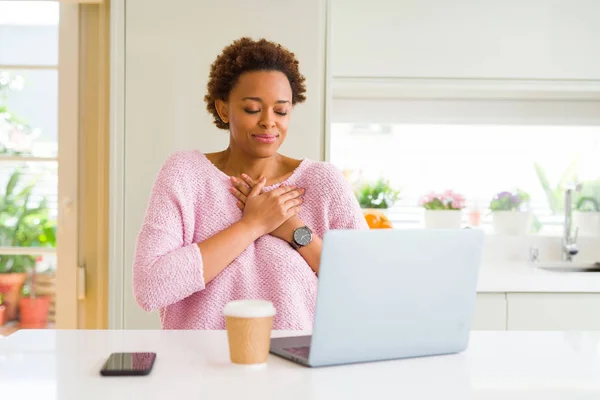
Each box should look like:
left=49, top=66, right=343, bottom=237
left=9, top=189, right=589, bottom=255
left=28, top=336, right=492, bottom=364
left=132, top=150, right=368, bottom=330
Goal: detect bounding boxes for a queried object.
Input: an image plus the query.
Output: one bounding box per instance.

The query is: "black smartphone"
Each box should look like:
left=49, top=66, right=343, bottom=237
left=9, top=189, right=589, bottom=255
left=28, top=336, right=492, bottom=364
left=99, top=352, right=156, bottom=376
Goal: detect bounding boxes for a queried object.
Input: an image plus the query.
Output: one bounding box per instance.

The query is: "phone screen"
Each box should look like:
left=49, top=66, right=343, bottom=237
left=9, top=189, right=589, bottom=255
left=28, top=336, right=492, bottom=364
left=100, top=352, right=156, bottom=376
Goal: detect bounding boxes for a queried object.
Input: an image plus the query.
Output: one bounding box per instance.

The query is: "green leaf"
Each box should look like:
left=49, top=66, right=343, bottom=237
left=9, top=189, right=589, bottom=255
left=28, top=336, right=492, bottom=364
left=557, top=156, right=581, bottom=191
left=576, top=196, right=600, bottom=212
left=5, top=170, right=20, bottom=197
left=17, top=183, right=35, bottom=204
left=533, top=159, right=579, bottom=215
left=534, top=162, right=554, bottom=210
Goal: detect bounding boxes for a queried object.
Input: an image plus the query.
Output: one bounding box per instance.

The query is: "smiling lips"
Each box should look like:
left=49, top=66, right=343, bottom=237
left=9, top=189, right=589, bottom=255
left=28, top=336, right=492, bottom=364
left=252, top=134, right=278, bottom=144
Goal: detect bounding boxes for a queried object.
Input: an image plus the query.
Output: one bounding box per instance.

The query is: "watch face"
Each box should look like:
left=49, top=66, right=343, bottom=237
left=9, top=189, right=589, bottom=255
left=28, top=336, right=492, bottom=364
left=293, top=227, right=312, bottom=246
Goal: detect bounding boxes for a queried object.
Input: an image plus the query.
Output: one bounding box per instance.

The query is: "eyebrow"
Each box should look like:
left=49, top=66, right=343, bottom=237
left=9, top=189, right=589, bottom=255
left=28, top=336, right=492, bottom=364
left=242, top=97, right=290, bottom=104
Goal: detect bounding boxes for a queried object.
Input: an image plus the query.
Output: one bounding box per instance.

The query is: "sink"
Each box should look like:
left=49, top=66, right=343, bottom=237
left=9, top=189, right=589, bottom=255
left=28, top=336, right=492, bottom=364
left=533, top=261, right=600, bottom=273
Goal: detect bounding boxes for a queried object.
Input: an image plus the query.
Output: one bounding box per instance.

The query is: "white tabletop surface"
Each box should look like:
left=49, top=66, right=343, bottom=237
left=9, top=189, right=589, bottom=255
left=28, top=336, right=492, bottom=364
left=477, top=262, right=600, bottom=293
left=1, top=329, right=600, bottom=399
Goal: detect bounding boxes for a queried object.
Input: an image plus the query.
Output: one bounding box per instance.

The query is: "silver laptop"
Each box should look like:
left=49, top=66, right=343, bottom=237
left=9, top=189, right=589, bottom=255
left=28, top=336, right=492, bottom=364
left=270, top=228, right=484, bottom=368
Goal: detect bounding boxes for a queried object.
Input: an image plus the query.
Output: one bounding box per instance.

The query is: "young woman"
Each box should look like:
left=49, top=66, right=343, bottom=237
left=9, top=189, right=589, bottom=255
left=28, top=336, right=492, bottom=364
left=133, top=37, right=367, bottom=330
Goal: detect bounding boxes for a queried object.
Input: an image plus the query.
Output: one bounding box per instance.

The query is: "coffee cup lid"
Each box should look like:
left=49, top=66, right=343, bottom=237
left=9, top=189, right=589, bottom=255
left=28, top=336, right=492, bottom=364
left=223, top=300, right=276, bottom=318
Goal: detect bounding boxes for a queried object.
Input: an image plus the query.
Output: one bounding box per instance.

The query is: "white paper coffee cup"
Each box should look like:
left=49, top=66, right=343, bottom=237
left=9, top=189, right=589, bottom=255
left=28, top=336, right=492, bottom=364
left=223, top=300, right=276, bottom=365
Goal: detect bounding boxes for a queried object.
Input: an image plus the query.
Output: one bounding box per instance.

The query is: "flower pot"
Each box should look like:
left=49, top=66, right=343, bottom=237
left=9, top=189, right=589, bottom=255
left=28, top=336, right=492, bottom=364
left=19, top=296, right=51, bottom=329
left=0, top=273, right=27, bottom=321
left=424, top=210, right=462, bottom=229
left=0, top=305, right=5, bottom=327
left=573, top=211, right=600, bottom=236
left=492, top=211, right=531, bottom=236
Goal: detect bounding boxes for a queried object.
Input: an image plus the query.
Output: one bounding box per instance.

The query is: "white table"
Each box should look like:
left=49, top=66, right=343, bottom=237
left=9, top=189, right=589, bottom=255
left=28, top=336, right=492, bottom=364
left=1, top=330, right=600, bottom=399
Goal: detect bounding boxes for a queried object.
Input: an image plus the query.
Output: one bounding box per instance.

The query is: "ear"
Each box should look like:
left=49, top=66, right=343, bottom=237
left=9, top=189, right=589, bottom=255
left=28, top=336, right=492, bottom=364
left=215, top=99, right=229, bottom=124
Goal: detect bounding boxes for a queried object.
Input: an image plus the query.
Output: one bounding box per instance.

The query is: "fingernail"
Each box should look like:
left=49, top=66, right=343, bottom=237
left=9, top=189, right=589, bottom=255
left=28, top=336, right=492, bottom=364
left=230, top=176, right=236, bottom=183
left=301, top=188, right=306, bottom=193
left=261, top=177, right=267, bottom=182
left=241, top=173, right=248, bottom=179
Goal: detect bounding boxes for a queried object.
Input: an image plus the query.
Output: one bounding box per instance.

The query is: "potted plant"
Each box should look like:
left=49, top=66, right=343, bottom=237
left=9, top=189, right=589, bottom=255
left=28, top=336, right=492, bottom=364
left=489, top=189, right=532, bottom=235
left=420, top=190, right=466, bottom=229
left=573, top=196, right=600, bottom=236
left=0, top=169, right=56, bottom=321
left=571, top=179, right=600, bottom=236
left=19, top=258, right=51, bottom=329
left=355, top=178, right=400, bottom=229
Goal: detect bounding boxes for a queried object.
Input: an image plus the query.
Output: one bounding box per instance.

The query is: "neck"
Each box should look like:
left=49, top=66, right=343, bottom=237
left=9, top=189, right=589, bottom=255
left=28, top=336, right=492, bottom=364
left=219, top=145, right=282, bottom=181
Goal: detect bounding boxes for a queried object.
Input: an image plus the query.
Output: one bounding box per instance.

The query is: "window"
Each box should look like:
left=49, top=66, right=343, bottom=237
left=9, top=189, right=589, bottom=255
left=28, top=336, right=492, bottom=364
left=330, top=98, right=600, bottom=236
left=0, top=0, right=59, bottom=328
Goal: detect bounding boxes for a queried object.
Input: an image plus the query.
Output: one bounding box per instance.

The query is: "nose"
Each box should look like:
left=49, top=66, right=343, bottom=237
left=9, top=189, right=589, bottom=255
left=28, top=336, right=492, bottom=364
left=258, top=110, right=276, bottom=129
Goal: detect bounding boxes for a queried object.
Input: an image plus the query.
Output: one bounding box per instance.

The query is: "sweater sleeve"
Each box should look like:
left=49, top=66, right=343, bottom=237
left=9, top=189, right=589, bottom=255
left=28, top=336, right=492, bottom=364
left=132, top=152, right=206, bottom=312
left=318, top=163, right=369, bottom=231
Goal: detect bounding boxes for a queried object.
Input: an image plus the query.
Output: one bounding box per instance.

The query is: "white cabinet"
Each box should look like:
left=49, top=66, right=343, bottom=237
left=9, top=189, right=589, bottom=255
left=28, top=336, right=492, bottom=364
left=331, top=0, right=600, bottom=80
left=507, top=293, right=600, bottom=330
left=472, top=293, right=507, bottom=330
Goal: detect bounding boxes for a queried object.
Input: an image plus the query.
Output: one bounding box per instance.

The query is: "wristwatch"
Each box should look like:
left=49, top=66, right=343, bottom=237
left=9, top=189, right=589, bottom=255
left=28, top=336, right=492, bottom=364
left=291, top=226, right=313, bottom=250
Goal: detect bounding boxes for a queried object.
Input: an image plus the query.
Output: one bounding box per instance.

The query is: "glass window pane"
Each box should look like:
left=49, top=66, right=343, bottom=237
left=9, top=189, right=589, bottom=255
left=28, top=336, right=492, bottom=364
left=330, top=123, right=600, bottom=235
left=0, top=1, right=59, bottom=66
left=1, top=69, right=57, bottom=157
left=0, top=161, right=57, bottom=274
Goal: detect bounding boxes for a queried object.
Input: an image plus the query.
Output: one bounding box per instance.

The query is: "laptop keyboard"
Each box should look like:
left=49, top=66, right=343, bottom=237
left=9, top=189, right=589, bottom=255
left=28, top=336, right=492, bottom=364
left=284, top=346, right=310, bottom=358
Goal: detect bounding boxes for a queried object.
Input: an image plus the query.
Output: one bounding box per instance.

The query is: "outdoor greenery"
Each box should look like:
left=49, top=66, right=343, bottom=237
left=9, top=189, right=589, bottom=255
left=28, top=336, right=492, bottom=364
left=355, top=178, right=401, bottom=209
left=0, top=170, right=56, bottom=273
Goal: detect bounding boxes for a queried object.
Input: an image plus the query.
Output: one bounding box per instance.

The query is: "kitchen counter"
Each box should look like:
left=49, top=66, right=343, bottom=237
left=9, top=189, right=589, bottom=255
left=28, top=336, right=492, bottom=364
left=1, top=329, right=600, bottom=399
left=477, top=261, right=600, bottom=293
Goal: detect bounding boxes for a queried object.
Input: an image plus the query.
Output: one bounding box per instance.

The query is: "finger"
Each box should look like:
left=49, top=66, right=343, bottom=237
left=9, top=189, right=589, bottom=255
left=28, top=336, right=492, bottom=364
left=284, top=197, right=304, bottom=211
left=249, top=176, right=267, bottom=197
left=279, top=188, right=305, bottom=203
left=240, top=174, right=257, bottom=188
left=236, top=201, right=244, bottom=211
left=286, top=205, right=302, bottom=218
left=270, top=184, right=298, bottom=197
left=229, top=187, right=247, bottom=203
left=230, top=176, right=251, bottom=196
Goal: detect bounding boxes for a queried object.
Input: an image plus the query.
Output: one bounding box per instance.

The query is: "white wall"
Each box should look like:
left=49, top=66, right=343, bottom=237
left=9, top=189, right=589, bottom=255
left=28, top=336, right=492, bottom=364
left=116, top=0, right=327, bottom=329
left=331, top=0, right=600, bottom=80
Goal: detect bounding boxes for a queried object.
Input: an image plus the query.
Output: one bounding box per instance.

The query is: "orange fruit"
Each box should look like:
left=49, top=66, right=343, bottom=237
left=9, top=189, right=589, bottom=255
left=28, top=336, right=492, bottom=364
left=364, top=213, right=381, bottom=229
left=379, top=221, right=393, bottom=229
left=371, top=210, right=386, bottom=218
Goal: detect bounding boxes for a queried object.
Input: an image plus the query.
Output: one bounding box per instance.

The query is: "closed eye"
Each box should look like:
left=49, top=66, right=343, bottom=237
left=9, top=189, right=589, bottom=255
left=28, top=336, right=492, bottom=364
left=244, top=109, right=288, bottom=116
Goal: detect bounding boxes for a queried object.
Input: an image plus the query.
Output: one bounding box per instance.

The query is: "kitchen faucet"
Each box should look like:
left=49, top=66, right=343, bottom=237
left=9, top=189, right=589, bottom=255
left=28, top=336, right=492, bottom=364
left=562, top=183, right=582, bottom=262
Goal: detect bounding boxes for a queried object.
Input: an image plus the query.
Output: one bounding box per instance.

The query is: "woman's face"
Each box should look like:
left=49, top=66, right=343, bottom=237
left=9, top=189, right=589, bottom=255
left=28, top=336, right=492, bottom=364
left=216, top=70, right=293, bottom=159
